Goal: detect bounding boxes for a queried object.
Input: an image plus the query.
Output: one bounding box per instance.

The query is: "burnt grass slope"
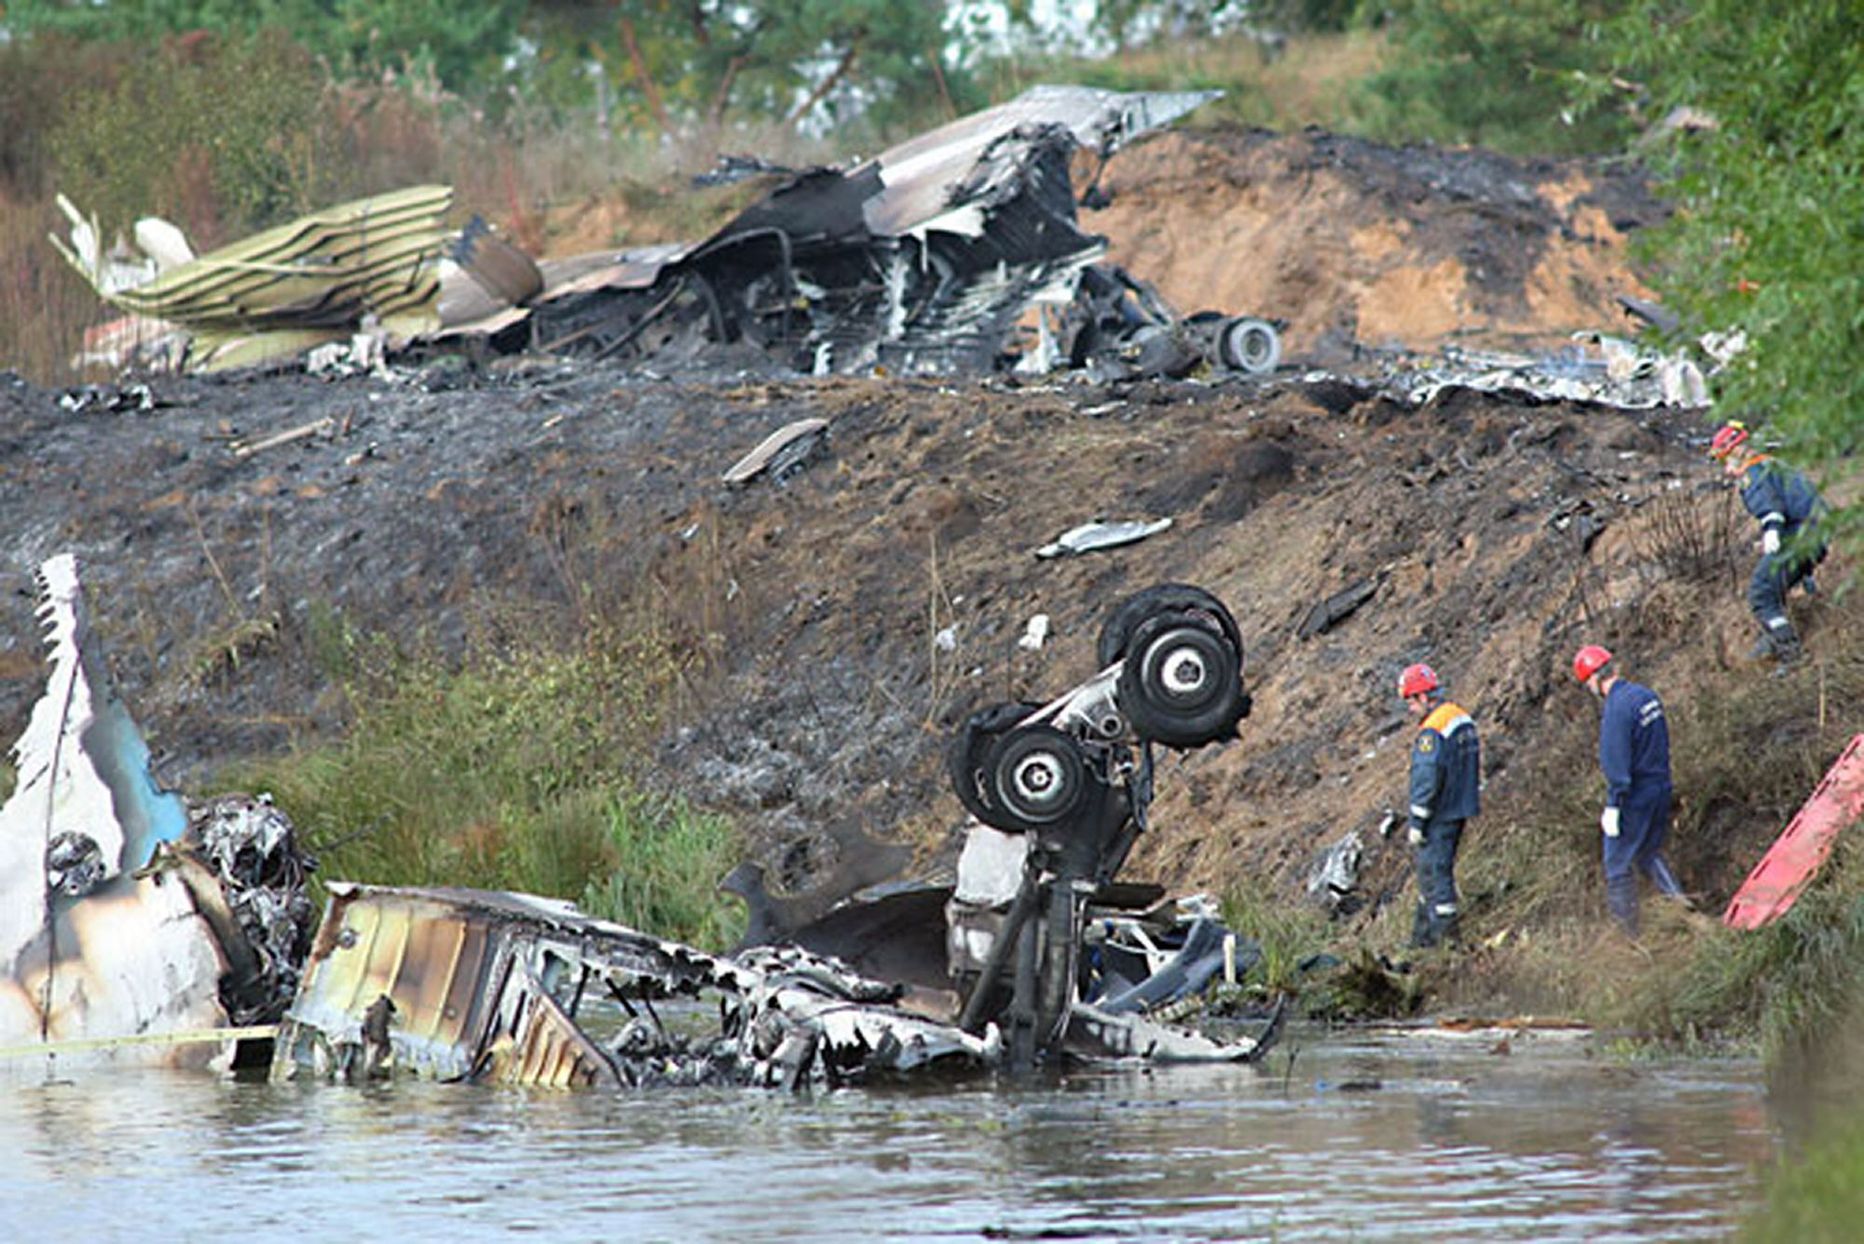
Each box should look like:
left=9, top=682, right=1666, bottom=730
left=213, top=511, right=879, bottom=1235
left=0, top=126, right=1851, bottom=1016
left=3, top=358, right=1843, bottom=957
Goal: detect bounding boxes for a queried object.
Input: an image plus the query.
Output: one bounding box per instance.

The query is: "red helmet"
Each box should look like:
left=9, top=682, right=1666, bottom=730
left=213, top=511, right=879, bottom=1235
left=1573, top=644, right=1613, bottom=683
left=1709, top=422, right=1749, bottom=460
left=1398, top=663, right=1439, bottom=698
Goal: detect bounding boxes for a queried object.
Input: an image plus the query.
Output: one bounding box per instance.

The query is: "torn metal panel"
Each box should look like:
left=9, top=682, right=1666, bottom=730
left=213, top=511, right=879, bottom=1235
left=722, top=417, right=830, bottom=486
left=1298, top=577, right=1381, bottom=639
left=1068, top=997, right=1283, bottom=1062
left=862, top=85, right=1222, bottom=238
left=55, top=187, right=455, bottom=374
left=1035, top=517, right=1173, bottom=559
left=0, top=555, right=186, bottom=967
left=530, top=87, right=1220, bottom=376
left=274, top=883, right=999, bottom=1089
left=0, top=556, right=311, bottom=1069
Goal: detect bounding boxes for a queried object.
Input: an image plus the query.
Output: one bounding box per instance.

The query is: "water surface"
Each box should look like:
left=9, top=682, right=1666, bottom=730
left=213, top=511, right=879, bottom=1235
left=0, top=1022, right=1771, bottom=1241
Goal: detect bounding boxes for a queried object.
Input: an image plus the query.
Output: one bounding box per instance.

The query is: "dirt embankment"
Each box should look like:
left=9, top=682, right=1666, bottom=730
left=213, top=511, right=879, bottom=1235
left=3, top=124, right=1776, bottom=938
left=1089, top=127, right=1664, bottom=359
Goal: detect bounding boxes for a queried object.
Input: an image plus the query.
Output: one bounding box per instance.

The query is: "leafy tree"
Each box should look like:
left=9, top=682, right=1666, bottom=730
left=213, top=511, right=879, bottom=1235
left=47, top=31, right=336, bottom=244
left=3, top=0, right=523, bottom=93
left=537, top=1, right=960, bottom=142
left=1600, top=0, right=1861, bottom=545
left=1354, top=0, right=1633, bottom=155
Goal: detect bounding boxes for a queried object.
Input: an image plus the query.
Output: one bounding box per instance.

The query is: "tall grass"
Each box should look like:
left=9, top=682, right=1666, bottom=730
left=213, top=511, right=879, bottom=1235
left=220, top=616, right=745, bottom=951
left=1223, top=886, right=1331, bottom=993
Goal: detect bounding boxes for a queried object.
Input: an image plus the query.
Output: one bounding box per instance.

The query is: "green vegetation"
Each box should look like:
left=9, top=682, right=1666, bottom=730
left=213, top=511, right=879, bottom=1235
left=222, top=618, right=744, bottom=950
left=49, top=32, right=333, bottom=249
left=1603, top=0, right=1862, bottom=549
left=1743, top=1117, right=1864, bottom=1243
left=1224, top=887, right=1332, bottom=994
left=1356, top=0, right=1632, bottom=155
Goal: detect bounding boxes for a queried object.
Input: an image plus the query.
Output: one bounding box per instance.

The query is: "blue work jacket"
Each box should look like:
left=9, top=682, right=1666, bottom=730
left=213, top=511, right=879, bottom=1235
left=1739, top=456, right=1827, bottom=538
left=1599, top=679, right=1671, bottom=808
left=1408, top=701, right=1480, bottom=828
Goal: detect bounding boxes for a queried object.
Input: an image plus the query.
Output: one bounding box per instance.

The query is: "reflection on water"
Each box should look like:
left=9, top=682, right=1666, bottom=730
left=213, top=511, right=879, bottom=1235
left=0, top=1024, right=1770, bottom=1242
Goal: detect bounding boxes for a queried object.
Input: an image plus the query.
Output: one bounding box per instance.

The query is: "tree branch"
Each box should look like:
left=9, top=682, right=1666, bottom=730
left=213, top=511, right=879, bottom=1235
left=785, top=38, right=861, bottom=128
left=707, top=54, right=747, bottom=126
left=619, top=16, right=675, bottom=139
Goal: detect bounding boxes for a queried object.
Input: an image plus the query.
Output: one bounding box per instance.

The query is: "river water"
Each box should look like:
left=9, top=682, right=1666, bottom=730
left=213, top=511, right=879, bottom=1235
left=0, top=1022, right=1771, bottom=1242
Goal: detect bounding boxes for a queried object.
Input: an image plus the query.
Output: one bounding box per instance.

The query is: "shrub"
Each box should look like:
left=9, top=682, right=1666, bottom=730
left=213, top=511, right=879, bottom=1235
left=219, top=615, right=746, bottom=951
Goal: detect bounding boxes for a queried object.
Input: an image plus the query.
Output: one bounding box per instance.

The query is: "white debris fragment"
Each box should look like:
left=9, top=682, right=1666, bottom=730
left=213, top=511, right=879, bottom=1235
left=1018, top=613, right=1051, bottom=651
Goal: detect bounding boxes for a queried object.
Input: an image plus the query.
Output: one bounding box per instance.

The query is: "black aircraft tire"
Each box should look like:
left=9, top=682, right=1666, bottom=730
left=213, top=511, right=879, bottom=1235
left=1118, top=616, right=1247, bottom=749
left=1096, top=583, right=1243, bottom=670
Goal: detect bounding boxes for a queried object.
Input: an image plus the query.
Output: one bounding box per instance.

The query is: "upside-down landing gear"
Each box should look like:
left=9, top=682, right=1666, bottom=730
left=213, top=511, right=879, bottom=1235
left=947, top=583, right=1252, bottom=1068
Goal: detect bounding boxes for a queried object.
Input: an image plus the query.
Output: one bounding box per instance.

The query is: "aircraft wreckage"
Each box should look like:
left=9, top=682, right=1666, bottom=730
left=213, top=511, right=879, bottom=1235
left=56, top=85, right=1281, bottom=381
left=0, top=557, right=1282, bottom=1085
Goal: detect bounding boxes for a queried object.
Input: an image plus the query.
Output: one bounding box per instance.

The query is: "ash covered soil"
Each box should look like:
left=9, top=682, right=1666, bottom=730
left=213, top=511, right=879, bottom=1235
left=2, top=127, right=1774, bottom=922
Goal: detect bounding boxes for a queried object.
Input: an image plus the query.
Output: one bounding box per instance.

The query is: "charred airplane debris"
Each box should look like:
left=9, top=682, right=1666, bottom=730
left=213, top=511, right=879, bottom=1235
left=529, top=85, right=1232, bottom=376
left=0, top=556, right=316, bottom=1068
left=944, top=583, right=1277, bottom=1068
left=273, top=884, right=998, bottom=1089
left=0, top=556, right=1282, bottom=1085
left=57, top=87, right=1283, bottom=381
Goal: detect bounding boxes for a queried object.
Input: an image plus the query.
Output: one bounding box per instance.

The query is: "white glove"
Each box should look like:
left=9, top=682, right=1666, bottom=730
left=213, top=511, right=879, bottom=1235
left=1407, top=825, right=1425, bottom=847
left=1601, top=807, right=1621, bottom=838
left=1762, top=529, right=1782, bottom=556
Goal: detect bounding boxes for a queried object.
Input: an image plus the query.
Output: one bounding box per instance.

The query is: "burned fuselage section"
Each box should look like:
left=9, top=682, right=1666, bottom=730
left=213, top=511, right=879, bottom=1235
left=531, top=86, right=1233, bottom=376
left=272, top=884, right=998, bottom=1089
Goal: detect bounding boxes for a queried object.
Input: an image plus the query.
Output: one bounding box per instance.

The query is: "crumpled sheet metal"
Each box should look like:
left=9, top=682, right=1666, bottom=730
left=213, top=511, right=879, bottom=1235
left=863, top=85, right=1221, bottom=239
left=55, top=187, right=454, bottom=373
left=524, top=86, right=1219, bottom=376
left=0, top=555, right=267, bottom=1067
left=273, top=884, right=999, bottom=1090
left=1332, top=333, right=1717, bottom=412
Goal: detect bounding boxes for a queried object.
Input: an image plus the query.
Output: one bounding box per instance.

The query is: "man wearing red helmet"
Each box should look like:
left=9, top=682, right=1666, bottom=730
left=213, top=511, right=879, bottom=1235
left=1708, top=421, right=1830, bottom=665
left=1398, top=662, right=1480, bottom=948
left=1573, top=645, right=1686, bottom=935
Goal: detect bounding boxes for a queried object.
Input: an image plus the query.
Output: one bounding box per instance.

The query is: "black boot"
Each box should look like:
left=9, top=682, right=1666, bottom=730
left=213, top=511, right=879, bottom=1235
left=1409, top=902, right=1437, bottom=949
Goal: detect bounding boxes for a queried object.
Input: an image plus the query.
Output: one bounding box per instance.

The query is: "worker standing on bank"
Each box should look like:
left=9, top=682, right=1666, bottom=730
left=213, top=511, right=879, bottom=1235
left=1398, top=664, right=1480, bottom=948
left=1708, top=421, right=1829, bottom=665
left=1573, top=645, right=1686, bottom=936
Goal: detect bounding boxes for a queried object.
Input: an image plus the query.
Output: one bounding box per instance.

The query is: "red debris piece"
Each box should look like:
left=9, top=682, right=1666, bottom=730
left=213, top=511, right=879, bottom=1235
left=1724, top=734, right=1864, bottom=930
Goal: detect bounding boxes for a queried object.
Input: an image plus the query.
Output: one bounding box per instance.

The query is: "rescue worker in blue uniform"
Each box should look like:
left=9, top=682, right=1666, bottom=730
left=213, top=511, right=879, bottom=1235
left=1398, top=663, right=1480, bottom=948
left=1709, top=421, right=1829, bottom=665
left=1573, top=645, right=1686, bottom=935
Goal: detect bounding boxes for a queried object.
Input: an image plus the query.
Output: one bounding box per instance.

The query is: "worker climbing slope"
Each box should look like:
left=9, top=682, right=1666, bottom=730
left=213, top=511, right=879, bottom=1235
left=1574, top=645, right=1686, bottom=936
left=1397, top=663, right=1480, bottom=948
left=1708, top=420, right=1830, bottom=666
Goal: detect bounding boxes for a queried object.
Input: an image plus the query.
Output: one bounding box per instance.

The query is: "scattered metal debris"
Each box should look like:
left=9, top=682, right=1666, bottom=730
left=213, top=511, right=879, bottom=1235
left=1035, top=517, right=1173, bottom=559
left=1307, top=831, right=1365, bottom=916
left=56, top=382, right=159, bottom=414
left=722, top=417, right=830, bottom=485
left=1357, top=334, right=1713, bottom=410
left=1298, top=576, right=1380, bottom=639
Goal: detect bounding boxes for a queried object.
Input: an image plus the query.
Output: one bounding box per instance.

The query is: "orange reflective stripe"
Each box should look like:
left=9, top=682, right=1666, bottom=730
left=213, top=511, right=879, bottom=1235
left=1421, top=702, right=1474, bottom=736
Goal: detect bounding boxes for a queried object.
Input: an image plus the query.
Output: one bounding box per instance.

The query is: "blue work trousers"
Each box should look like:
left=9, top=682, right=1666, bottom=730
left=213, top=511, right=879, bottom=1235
left=1411, top=819, right=1462, bottom=947
left=1747, top=545, right=1823, bottom=623
left=1603, top=786, right=1683, bottom=934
